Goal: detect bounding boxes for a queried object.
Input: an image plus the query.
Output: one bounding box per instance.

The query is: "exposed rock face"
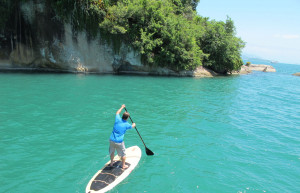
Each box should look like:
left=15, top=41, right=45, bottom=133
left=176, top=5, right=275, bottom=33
left=247, top=64, right=276, bottom=72
left=51, top=23, right=141, bottom=73
left=10, top=43, right=36, bottom=66
left=292, top=72, right=300, bottom=76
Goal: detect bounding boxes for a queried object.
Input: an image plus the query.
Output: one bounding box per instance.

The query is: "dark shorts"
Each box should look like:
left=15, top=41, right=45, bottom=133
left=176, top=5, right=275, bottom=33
left=109, top=140, right=126, bottom=157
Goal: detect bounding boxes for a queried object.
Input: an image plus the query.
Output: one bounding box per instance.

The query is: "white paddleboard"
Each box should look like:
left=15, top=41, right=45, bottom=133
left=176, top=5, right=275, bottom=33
left=86, top=146, right=142, bottom=193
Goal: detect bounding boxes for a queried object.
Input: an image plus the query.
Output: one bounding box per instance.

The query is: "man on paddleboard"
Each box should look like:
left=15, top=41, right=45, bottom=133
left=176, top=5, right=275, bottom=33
left=109, top=104, right=136, bottom=169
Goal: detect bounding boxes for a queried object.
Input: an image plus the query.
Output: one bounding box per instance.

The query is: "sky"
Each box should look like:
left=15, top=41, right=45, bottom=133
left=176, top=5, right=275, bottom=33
left=196, top=0, right=300, bottom=64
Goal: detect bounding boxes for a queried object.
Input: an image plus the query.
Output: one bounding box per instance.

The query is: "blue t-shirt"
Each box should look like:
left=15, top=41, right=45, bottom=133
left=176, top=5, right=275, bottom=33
left=110, top=114, right=132, bottom=143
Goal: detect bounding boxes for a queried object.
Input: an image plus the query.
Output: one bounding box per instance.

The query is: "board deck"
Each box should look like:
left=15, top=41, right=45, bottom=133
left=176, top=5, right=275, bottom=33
left=86, top=146, right=142, bottom=193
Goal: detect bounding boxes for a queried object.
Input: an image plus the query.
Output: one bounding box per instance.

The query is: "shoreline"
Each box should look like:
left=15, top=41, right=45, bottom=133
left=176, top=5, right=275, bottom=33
left=0, top=66, right=220, bottom=77
left=0, top=63, right=278, bottom=77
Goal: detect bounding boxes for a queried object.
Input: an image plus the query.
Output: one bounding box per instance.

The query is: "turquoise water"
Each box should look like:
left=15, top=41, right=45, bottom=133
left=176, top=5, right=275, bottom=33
left=1, top=62, right=300, bottom=193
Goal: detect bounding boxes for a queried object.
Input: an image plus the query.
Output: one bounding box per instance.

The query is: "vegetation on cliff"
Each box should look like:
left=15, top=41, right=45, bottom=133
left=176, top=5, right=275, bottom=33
left=0, top=0, right=245, bottom=74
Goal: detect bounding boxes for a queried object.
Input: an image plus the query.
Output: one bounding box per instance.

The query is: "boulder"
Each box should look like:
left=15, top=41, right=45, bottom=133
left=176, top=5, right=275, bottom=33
left=231, top=65, right=252, bottom=75
left=292, top=72, right=300, bottom=76
left=191, top=66, right=218, bottom=77
left=262, top=66, right=276, bottom=72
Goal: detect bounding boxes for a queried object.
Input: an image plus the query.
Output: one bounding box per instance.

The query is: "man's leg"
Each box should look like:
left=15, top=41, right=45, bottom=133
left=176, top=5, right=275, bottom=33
left=110, top=152, right=115, bottom=167
left=116, top=141, right=128, bottom=169
left=109, top=141, right=115, bottom=167
left=121, top=156, right=128, bottom=169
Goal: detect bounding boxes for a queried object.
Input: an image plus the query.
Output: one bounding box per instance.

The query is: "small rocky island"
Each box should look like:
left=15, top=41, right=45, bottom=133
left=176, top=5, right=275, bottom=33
left=245, top=63, right=276, bottom=72
left=293, top=72, right=300, bottom=76
left=233, top=63, right=276, bottom=75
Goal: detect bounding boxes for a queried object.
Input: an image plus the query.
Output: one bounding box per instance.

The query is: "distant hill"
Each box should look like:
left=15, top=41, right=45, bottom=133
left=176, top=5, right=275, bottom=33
left=242, top=55, right=274, bottom=65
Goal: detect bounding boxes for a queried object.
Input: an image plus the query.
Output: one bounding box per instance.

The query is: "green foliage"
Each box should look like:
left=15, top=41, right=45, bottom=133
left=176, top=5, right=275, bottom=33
left=200, top=17, right=245, bottom=73
left=0, top=0, right=10, bottom=30
left=52, top=0, right=108, bottom=37
left=99, top=0, right=209, bottom=71
left=0, top=0, right=26, bottom=31
left=245, top=62, right=251, bottom=66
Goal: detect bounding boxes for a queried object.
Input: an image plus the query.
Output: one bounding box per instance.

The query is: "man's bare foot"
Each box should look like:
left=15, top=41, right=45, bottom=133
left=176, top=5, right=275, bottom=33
left=109, top=161, right=115, bottom=167
left=122, top=165, right=129, bottom=170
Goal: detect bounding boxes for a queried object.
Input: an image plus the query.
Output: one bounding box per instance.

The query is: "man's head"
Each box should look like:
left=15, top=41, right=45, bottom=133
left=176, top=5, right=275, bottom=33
left=122, top=112, right=130, bottom=120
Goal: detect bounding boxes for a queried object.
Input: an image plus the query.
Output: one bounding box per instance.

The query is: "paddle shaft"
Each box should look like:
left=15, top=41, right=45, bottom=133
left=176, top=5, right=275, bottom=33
left=124, top=107, right=147, bottom=147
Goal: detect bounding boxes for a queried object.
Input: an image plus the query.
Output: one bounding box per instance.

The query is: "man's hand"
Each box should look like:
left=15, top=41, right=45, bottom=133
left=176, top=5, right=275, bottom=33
left=116, top=104, right=126, bottom=114
left=132, top=123, right=136, bottom=128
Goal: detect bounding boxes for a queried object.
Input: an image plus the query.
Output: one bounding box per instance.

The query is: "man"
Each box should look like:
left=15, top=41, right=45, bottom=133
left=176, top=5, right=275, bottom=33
left=109, top=104, right=136, bottom=169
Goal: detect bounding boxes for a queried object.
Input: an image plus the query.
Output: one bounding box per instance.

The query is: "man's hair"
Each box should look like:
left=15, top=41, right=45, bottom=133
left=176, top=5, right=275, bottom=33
left=122, top=112, right=130, bottom=120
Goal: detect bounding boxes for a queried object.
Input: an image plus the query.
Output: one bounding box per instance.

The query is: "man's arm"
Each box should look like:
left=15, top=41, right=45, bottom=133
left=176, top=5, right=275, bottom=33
left=116, top=104, right=126, bottom=115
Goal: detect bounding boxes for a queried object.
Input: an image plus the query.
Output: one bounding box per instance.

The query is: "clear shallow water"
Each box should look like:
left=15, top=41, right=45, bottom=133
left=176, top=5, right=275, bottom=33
left=0, top=62, right=300, bottom=193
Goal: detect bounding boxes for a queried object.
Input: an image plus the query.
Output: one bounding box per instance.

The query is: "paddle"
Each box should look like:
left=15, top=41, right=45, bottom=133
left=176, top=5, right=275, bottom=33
left=124, top=107, right=154, bottom=156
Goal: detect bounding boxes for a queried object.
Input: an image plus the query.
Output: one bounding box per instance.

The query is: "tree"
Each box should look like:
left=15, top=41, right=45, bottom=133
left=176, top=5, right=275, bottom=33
left=200, top=17, right=245, bottom=73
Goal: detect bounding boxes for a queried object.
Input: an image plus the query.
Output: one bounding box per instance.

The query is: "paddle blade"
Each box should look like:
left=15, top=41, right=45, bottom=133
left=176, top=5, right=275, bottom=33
left=145, top=147, right=154, bottom=156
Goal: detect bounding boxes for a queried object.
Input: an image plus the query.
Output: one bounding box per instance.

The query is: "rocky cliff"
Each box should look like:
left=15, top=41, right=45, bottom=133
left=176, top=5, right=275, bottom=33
left=0, top=0, right=245, bottom=77
left=0, top=0, right=144, bottom=73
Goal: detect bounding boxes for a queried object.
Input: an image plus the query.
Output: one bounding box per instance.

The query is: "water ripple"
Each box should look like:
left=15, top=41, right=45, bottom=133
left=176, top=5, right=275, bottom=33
left=1, top=69, right=300, bottom=192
